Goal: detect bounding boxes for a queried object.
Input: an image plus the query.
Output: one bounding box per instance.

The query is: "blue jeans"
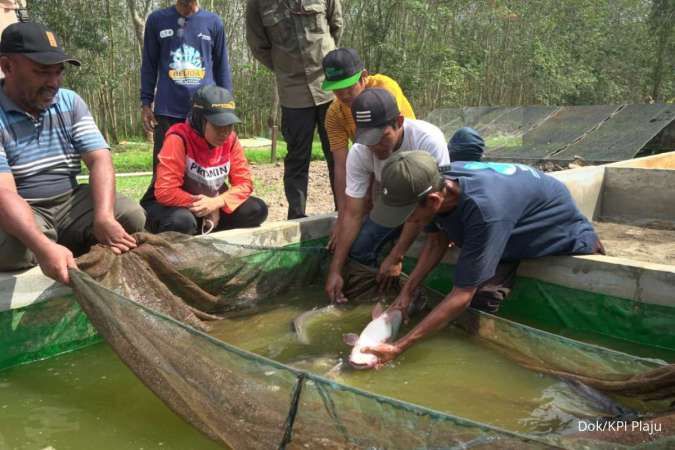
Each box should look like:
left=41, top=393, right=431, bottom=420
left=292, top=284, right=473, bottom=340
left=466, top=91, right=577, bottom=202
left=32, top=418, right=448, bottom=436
left=349, top=216, right=402, bottom=267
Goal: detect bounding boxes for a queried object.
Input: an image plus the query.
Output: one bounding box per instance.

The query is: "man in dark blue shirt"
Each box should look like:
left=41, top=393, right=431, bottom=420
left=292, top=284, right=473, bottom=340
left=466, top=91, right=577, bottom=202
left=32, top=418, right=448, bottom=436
left=140, top=0, right=232, bottom=201
left=362, top=151, right=603, bottom=368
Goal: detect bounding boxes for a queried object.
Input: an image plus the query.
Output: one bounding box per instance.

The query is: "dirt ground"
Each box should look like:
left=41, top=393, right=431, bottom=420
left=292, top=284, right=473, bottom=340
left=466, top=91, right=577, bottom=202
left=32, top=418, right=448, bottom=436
left=250, top=160, right=334, bottom=222
left=248, top=156, right=591, bottom=223
left=594, top=221, right=675, bottom=266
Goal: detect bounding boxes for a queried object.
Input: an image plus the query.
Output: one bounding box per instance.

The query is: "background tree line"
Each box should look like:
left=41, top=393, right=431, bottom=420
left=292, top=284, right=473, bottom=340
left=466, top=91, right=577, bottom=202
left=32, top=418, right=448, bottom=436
left=26, top=0, right=674, bottom=144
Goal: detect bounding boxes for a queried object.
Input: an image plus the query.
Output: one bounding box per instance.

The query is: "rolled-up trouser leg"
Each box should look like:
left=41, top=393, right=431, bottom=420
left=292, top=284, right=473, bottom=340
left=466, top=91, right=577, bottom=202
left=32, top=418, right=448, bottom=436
left=0, top=213, right=56, bottom=271
left=469, top=261, right=520, bottom=314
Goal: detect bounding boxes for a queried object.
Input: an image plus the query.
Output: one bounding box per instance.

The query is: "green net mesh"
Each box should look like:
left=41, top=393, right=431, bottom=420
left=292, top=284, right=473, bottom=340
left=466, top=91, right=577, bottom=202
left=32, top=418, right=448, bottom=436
left=69, top=233, right=675, bottom=449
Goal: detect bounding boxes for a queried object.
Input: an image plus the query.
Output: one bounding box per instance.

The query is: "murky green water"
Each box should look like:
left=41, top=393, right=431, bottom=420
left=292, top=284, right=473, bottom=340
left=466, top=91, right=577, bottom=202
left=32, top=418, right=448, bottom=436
left=0, top=285, right=643, bottom=448
left=209, top=287, right=614, bottom=435
left=0, top=345, right=223, bottom=450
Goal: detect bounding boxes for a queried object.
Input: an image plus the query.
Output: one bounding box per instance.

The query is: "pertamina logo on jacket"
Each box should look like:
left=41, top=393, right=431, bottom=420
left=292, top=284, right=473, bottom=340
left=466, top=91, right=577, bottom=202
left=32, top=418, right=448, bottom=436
left=184, top=156, right=230, bottom=197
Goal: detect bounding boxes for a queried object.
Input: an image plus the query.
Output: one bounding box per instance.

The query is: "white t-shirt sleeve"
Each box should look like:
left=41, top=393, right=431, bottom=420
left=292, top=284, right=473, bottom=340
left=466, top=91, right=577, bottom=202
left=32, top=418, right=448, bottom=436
left=420, top=122, right=450, bottom=165
left=405, top=120, right=450, bottom=166
left=345, top=144, right=372, bottom=198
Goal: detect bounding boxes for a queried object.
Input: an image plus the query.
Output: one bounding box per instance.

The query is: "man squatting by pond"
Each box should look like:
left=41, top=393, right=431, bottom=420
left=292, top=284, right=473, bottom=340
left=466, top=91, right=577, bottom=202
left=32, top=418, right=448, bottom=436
left=358, top=151, right=604, bottom=367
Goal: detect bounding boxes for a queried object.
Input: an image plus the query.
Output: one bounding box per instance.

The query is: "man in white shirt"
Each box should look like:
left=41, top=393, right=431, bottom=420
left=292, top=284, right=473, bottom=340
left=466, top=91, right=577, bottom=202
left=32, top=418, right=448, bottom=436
left=325, top=88, right=448, bottom=302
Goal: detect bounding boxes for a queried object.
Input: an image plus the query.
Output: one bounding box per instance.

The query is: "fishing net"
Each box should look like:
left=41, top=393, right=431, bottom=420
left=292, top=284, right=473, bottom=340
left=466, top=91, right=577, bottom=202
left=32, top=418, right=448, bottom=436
left=70, top=232, right=675, bottom=449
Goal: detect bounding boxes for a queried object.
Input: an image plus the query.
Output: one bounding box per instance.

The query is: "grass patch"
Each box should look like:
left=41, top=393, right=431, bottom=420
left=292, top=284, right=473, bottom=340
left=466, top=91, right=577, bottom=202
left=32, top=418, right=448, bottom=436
left=86, top=139, right=326, bottom=174
left=251, top=173, right=282, bottom=199
left=245, top=140, right=326, bottom=164
left=115, top=175, right=152, bottom=203
left=80, top=141, right=153, bottom=175
left=109, top=140, right=153, bottom=172
left=484, top=134, right=522, bottom=149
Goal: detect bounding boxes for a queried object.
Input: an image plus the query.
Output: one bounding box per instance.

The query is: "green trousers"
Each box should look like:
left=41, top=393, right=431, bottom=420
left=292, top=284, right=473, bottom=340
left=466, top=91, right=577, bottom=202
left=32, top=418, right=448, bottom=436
left=0, top=184, right=146, bottom=271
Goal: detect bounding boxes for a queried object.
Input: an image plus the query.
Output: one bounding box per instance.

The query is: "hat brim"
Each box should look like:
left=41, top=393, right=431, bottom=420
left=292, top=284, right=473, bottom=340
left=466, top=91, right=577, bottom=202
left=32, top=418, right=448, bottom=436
left=321, top=71, right=362, bottom=91
left=24, top=51, right=81, bottom=67
left=370, top=197, right=417, bottom=228
left=205, top=110, right=241, bottom=127
left=354, top=126, right=386, bottom=146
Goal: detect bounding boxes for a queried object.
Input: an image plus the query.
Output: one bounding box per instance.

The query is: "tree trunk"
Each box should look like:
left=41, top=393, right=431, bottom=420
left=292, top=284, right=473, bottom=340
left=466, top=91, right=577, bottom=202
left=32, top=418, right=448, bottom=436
left=126, top=0, right=146, bottom=49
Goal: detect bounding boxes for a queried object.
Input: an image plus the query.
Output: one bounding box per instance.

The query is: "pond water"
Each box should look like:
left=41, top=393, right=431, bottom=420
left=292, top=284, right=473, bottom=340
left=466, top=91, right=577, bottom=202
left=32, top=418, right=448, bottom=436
left=0, top=344, right=222, bottom=450
left=0, top=285, right=648, bottom=448
left=209, top=287, right=621, bottom=435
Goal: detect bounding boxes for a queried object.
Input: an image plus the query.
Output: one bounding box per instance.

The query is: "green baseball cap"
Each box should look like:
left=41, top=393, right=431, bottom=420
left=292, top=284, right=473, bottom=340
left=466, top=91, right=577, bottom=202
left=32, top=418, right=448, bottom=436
left=321, top=48, right=364, bottom=91
left=371, top=151, right=444, bottom=227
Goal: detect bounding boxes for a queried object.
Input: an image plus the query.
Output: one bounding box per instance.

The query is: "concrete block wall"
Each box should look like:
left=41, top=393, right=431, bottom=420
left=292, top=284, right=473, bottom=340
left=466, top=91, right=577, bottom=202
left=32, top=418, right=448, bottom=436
left=550, top=166, right=605, bottom=220
left=601, top=167, right=675, bottom=224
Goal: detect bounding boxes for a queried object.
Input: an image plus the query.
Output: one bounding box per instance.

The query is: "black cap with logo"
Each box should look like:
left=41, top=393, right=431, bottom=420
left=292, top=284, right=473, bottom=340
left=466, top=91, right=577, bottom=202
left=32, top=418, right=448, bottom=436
left=192, top=85, right=241, bottom=126
left=321, top=48, right=364, bottom=91
left=351, top=88, right=400, bottom=146
left=0, top=21, right=80, bottom=66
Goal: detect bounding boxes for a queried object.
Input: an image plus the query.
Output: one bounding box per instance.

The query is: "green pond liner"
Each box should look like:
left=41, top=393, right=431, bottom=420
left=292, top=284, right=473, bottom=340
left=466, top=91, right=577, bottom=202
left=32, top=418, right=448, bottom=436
left=62, top=236, right=675, bottom=449
left=0, top=294, right=100, bottom=371
left=405, top=259, right=675, bottom=358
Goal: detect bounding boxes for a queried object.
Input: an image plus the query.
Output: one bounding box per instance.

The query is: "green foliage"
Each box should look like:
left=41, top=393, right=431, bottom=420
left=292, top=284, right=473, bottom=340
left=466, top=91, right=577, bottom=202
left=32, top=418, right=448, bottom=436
left=25, top=0, right=675, bottom=142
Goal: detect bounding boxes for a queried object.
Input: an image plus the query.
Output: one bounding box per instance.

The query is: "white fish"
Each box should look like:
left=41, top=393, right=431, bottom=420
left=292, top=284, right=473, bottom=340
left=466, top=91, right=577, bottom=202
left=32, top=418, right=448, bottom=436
left=342, top=303, right=402, bottom=370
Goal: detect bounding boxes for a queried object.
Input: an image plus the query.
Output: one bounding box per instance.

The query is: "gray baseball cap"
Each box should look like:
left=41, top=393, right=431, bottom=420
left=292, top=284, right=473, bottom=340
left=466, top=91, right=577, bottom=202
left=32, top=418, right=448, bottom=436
left=371, top=151, right=444, bottom=227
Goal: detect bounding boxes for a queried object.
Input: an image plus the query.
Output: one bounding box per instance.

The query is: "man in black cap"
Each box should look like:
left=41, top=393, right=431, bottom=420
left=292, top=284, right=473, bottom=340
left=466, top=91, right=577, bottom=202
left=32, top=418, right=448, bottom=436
left=321, top=48, right=415, bottom=250
left=359, top=151, right=603, bottom=367
left=0, top=21, right=146, bottom=285
left=324, top=88, right=448, bottom=303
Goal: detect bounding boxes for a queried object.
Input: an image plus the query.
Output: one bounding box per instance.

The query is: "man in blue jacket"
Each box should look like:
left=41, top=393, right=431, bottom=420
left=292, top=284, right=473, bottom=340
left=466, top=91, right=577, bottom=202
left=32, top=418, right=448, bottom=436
left=140, top=0, right=232, bottom=203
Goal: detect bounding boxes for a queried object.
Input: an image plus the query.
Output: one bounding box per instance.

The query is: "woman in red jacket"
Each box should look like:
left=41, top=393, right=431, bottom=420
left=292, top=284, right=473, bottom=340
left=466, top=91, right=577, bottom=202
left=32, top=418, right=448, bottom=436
left=142, top=85, right=267, bottom=234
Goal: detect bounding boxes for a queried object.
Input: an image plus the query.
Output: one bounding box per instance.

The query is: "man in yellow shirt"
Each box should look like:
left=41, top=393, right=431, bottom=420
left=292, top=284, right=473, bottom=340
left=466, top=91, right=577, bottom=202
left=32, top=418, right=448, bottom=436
left=322, top=48, right=415, bottom=249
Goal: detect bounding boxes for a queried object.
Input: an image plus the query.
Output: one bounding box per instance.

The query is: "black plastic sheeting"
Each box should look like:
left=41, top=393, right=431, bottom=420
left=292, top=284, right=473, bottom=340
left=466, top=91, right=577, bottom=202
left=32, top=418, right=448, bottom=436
left=555, top=104, right=675, bottom=161
left=426, top=104, right=675, bottom=162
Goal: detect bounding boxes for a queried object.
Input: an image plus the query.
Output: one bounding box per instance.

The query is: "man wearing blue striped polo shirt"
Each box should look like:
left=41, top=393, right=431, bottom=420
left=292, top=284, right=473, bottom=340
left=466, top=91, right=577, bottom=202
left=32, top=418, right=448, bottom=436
left=0, top=22, right=146, bottom=285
